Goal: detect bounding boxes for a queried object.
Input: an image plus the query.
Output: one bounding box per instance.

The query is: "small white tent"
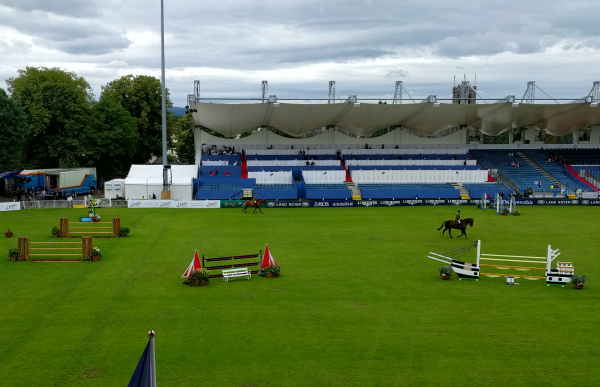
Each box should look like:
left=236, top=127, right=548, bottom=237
left=124, top=165, right=197, bottom=200
left=104, top=179, right=126, bottom=199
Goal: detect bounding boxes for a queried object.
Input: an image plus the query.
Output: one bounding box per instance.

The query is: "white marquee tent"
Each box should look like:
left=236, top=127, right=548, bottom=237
left=124, top=165, right=198, bottom=200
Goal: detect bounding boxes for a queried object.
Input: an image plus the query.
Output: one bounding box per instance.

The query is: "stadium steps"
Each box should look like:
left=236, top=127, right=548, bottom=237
left=518, top=152, right=561, bottom=185
left=451, top=182, right=470, bottom=199
left=242, top=188, right=252, bottom=199
left=345, top=182, right=362, bottom=200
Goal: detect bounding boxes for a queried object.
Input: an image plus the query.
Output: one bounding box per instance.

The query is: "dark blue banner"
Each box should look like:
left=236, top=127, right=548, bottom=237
left=261, top=198, right=600, bottom=208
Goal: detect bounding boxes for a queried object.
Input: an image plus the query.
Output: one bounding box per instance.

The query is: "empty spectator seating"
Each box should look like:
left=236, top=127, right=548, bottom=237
left=194, top=177, right=254, bottom=200
left=525, top=150, right=593, bottom=192
left=550, top=148, right=600, bottom=165
left=252, top=184, right=297, bottom=200
left=247, top=171, right=298, bottom=199
left=469, top=150, right=552, bottom=193
left=305, top=183, right=352, bottom=200
left=197, top=184, right=243, bottom=200
left=303, top=170, right=351, bottom=199
left=463, top=183, right=511, bottom=198
left=358, top=183, right=460, bottom=199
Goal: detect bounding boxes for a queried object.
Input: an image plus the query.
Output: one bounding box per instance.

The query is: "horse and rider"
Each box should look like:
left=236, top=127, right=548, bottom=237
left=242, top=193, right=266, bottom=214
left=438, top=210, right=474, bottom=239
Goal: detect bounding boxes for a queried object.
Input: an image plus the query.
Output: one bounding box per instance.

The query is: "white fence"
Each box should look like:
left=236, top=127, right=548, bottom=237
left=247, top=171, right=294, bottom=184
left=247, top=160, right=340, bottom=167
left=202, top=160, right=229, bottom=166
left=302, top=170, right=347, bottom=183
left=345, top=160, right=477, bottom=166
left=351, top=169, right=488, bottom=183
left=342, top=148, right=468, bottom=156
left=244, top=149, right=337, bottom=155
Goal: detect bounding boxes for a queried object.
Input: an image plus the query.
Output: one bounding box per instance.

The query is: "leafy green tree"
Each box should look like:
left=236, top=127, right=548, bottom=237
left=173, top=113, right=196, bottom=164
left=79, top=98, right=138, bottom=180
left=101, top=75, right=173, bottom=164
left=0, top=88, right=27, bottom=171
left=6, top=67, right=93, bottom=167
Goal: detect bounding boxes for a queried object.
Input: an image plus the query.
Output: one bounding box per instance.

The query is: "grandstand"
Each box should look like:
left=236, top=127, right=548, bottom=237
left=183, top=88, right=600, bottom=201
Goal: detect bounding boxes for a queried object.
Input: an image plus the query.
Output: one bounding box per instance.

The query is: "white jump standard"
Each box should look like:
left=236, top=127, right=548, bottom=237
left=427, top=240, right=575, bottom=286
left=495, top=194, right=504, bottom=214
left=478, top=194, right=487, bottom=210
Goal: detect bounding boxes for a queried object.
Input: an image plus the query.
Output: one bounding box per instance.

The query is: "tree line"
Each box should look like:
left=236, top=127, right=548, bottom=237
left=0, top=67, right=196, bottom=182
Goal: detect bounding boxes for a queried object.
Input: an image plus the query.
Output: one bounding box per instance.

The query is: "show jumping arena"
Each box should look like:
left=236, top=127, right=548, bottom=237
left=0, top=205, right=598, bottom=386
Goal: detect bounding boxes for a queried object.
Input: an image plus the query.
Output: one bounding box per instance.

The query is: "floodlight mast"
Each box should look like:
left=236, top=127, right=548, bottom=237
left=160, top=0, right=170, bottom=198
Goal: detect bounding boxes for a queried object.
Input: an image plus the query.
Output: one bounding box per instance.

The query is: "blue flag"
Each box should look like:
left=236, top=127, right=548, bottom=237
left=128, top=337, right=156, bottom=387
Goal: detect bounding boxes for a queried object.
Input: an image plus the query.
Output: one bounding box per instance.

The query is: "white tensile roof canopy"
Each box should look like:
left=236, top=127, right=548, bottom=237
left=189, top=101, right=600, bottom=138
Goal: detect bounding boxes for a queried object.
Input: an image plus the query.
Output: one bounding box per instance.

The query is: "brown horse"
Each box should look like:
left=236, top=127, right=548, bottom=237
left=438, top=218, right=474, bottom=239
left=242, top=199, right=266, bottom=214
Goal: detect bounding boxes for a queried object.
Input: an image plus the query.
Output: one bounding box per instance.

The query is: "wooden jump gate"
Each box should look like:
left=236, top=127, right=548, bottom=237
left=18, top=236, right=94, bottom=261
left=203, top=251, right=262, bottom=278
left=59, top=217, right=121, bottom=238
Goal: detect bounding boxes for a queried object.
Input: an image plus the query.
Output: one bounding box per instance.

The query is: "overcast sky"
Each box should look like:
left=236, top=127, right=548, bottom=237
left=1, top=0, right=600, bottom=107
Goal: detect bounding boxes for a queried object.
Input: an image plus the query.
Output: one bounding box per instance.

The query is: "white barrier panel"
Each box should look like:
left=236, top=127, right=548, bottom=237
left=127, top=200, right=220, bottom=209
left=0, top=202, right=21, bottom=211
left=202, top=160, right=229, bottom=166
left=302, top=170, right=347, bottom=183
left=245, top=149, right=336, bottom=155
left=345, top=160, right=476, bottom=166
left=342, top=149, right=468, bottom=155
left=247, top=160, right=340, bottom=166
left=247, top=171, right=293, bottom=184
left=351, top=169, right=488, bottom=183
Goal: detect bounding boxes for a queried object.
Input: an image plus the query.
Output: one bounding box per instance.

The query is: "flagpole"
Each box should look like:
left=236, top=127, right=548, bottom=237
left=148, top=330, right=157, bottom=387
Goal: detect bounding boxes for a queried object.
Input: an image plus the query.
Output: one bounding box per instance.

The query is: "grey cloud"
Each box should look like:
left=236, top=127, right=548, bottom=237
left=0, top=8, right=131, bottom=55
left=0, top=39, right=32, bottom=55
left=386, top=69, right=409, bottom=79
left=33, top=34, right=131, bottom=56
left=3, top=0, right=600, bottom=107
left=0, top=0, right=101, bottom=18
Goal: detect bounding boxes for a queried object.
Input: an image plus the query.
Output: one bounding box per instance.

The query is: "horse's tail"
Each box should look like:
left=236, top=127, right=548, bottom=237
left=437, top=222, right=445, bottom=230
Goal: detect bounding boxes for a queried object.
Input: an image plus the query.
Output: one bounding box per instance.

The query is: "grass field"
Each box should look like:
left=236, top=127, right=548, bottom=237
left=0, top=206, right=598, bottom=386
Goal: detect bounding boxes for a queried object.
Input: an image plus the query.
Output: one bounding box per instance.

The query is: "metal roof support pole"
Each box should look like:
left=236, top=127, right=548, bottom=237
left=262, top=81, right=268, bottom=103
left=393, top=81, right=402, bottom=104
left=328, top=81, right=336, bottom=104
left=194, top=80, right=200, bottom=101
left=522, top=81, right=535, bottom=104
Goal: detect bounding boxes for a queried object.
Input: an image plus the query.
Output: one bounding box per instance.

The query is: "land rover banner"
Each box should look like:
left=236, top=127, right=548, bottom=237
left=265, top=200, right=312, bottom=208
left=0, top=202, right=21, bottom=211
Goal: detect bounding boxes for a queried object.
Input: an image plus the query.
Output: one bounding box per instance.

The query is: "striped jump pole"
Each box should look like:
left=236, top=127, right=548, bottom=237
left=477, top=241, right=573, bottom=286
left=63, top=217, right=121, bottom=238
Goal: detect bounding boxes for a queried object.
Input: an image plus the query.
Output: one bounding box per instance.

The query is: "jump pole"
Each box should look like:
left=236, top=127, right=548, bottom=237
left=477, top=242, right=573, bottom=285
left=479, top=194, right=487, bottom=210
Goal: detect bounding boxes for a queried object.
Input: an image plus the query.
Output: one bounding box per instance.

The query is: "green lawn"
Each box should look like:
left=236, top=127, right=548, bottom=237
left=0, top=206, right=598, bottom=386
